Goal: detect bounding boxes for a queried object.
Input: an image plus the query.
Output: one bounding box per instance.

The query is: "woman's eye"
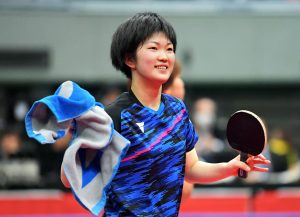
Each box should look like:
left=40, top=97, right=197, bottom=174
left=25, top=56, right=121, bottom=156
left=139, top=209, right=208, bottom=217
left=167, top=47, right=174, bottom=52
left=149, top=47, right=157, bottom=50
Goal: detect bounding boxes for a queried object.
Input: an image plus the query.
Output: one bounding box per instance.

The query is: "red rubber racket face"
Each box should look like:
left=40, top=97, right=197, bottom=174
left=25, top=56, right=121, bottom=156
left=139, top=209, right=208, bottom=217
left=226, top=110, right=266, bottom=156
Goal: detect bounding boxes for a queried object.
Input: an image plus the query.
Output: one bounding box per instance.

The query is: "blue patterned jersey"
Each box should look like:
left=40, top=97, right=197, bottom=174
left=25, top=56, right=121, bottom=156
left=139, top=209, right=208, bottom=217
left=104, top=90, right=198, bottom=217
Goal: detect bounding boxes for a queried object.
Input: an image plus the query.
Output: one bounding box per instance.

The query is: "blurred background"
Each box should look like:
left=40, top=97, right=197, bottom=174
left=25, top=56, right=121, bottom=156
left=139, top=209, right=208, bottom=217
left=0, top=0, right=300, bottom=216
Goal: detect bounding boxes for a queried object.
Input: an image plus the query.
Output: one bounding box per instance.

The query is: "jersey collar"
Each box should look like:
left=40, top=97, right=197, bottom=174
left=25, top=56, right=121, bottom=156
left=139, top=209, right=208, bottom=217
left=129, top=89, right=165, bottom=114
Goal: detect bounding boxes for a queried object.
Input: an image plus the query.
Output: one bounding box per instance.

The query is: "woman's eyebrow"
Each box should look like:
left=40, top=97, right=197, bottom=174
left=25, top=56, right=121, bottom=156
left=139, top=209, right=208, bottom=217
left=148, top=41, right=173, bottom=46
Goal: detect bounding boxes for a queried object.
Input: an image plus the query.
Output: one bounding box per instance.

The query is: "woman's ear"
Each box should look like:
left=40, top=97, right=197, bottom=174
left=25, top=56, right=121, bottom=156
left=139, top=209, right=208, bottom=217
left=124, top=55, right=136, bottom=69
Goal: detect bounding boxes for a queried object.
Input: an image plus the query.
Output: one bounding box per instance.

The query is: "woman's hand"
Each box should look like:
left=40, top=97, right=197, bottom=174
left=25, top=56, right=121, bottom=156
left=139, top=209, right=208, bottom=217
left=226, top=154, right=271, bottom=177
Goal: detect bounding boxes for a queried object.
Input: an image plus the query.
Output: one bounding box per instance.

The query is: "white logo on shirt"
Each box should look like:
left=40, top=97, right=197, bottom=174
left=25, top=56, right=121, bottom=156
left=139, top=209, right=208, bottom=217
left=136, top=122, right=144, bottom=133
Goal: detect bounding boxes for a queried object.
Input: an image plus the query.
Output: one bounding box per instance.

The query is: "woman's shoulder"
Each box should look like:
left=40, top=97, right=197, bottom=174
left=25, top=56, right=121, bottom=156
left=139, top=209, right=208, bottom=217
left=105, top=92, right=130, bottom=108
left=104, top=92, right=132, bottom=132
left=162, top=93, right=186, bottom=108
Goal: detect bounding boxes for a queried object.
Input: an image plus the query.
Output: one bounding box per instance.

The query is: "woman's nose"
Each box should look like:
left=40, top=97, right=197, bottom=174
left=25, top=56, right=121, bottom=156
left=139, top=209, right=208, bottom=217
left=158, top=50, right=168, bottom=61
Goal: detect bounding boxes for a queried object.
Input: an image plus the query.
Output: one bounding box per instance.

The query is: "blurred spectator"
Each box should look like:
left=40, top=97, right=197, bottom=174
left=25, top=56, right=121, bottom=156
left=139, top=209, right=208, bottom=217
left=162, top=60, right=185, bottom=100
left=267, top=128, right=300, bottom=184
left=100, top=86, right=121, bottom=106
left=269, top=128, right=298, bottom=172
left=193, top=98, right=235, bottom=163
left=0, top=128, right=40, bottom=188
left=0, top=130, right=21, bottom=159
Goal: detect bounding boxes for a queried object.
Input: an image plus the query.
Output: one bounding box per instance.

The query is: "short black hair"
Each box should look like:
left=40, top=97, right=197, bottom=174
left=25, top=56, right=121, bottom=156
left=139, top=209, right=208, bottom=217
left=110, top=12, right=177, bottom=78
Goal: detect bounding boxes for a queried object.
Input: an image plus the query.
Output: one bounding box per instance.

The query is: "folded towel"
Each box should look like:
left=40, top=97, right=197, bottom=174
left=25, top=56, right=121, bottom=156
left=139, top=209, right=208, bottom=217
left=25, top=81, right=130, bottom=216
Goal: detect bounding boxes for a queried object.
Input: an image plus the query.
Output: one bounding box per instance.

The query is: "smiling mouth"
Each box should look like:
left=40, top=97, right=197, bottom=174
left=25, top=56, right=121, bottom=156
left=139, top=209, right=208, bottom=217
left=155, top=66, right=168, bottom=70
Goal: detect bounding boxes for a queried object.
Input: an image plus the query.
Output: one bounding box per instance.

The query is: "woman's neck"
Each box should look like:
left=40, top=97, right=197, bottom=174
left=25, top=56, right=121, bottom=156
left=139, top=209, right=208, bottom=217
left=131, top=77, right=162, bottom=111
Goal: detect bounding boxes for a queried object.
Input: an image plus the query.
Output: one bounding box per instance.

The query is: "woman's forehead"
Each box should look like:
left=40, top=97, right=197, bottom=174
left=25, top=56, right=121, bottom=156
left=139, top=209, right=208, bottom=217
left=144, top=32, right=172, bottom=44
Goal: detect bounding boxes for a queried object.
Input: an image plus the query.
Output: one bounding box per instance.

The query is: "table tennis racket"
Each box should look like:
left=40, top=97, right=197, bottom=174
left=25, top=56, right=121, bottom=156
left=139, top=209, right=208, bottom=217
left=226, top=110, right=267, bottom=178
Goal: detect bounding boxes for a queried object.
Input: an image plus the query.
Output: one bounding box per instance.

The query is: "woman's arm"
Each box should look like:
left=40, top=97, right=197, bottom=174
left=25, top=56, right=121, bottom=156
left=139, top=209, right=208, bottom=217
left=185, top=148, right=270, bottom=184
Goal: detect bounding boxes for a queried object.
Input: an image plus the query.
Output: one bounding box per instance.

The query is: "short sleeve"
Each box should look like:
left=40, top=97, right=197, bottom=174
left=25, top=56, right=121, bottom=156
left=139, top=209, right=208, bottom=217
left=185, top=118, right=199, bottom=152
left=176, top=99, right=199, bottom=153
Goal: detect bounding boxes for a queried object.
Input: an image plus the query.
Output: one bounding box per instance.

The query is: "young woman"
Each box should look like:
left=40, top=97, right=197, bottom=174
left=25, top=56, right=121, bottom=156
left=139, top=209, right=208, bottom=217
left=62, top=12, right=270, bottom=217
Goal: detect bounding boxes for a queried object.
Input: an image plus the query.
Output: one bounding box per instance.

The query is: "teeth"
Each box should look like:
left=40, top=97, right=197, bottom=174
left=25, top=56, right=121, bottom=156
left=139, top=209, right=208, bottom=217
left=156, top=66, right=167, bottom=70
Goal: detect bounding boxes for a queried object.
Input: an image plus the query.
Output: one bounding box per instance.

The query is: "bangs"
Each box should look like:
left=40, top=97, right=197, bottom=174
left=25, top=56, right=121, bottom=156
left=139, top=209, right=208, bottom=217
left=133, top=13, right=177, bottom=51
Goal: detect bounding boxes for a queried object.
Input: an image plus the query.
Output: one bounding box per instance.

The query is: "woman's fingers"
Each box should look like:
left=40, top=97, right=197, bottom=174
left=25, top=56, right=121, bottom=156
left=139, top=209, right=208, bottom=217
left=244, top=155, right=271, bottom=173
left=247, top=158, right=271, bottom=165
left=246, top=155, right=271, bottom=165
left=251, top=166, right=269, bottom=172
left=231, top=154, right=271, bottom=175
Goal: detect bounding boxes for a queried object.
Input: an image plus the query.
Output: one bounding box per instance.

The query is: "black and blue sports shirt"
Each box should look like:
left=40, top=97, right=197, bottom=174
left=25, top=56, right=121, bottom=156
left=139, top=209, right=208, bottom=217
left=104, top=90, right=198, bottom=216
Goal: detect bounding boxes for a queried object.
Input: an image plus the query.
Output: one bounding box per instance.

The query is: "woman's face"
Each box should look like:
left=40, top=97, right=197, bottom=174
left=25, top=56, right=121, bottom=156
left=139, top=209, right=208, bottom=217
left=130, top=32, right=175, bottom=85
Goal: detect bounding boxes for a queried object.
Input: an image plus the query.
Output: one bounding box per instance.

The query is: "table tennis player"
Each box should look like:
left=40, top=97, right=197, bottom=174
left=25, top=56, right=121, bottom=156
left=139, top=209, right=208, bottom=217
left=60, top=12, right=270, bottom=216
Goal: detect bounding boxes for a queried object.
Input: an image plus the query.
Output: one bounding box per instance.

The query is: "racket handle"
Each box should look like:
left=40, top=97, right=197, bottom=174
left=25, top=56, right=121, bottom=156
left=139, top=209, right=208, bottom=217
left=238, top=152, right=249, bottom=178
